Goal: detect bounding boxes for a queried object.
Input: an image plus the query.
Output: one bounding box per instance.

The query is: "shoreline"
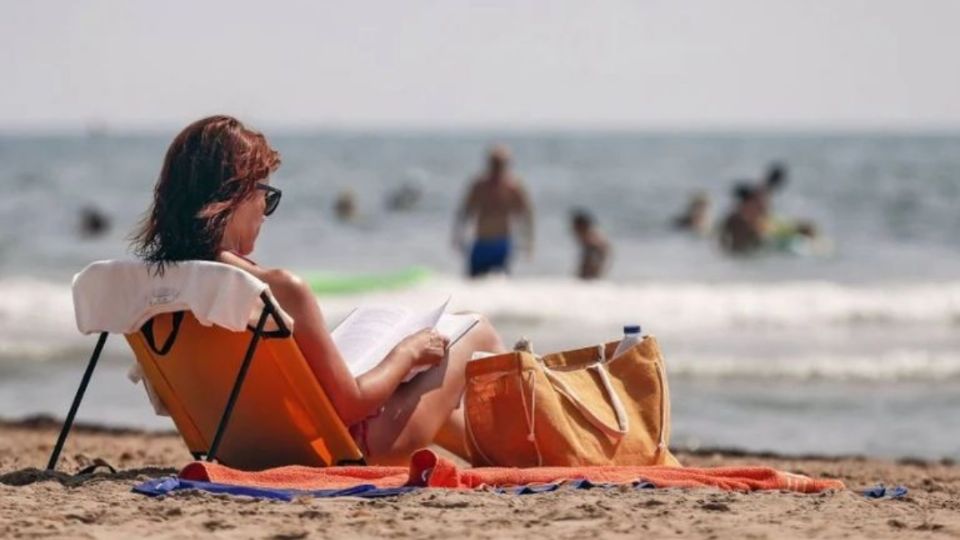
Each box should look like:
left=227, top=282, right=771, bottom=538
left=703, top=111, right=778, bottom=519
left=2, top=416, right=958, bottom=538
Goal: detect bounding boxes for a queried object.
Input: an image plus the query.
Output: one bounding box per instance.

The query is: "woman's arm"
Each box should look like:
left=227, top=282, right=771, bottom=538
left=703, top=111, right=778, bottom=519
left=218, top=252, right=441, bottom=425
left=354, top=328, right=446, bottom=414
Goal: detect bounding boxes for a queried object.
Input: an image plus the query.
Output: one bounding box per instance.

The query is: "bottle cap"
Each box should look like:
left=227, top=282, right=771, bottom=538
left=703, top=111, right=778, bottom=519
left=623, top=325, right=641, bottom=334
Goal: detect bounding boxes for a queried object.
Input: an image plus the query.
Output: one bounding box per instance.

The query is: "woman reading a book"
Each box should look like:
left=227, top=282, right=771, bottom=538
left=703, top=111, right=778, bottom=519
left=133, top=116, right=507, bottom=464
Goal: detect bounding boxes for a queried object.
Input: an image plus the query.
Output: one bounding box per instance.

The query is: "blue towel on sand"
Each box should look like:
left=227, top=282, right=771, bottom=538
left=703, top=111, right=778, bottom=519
left=133, top=476, right=656, bottom=501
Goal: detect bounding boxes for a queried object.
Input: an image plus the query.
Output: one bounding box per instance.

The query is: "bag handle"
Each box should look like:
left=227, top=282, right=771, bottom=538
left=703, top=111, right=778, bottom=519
left=540, top=345, right=629, bottom=438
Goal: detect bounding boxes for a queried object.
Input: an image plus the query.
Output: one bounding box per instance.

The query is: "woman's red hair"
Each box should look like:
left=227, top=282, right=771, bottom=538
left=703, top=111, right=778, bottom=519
left=132, top=115, right=280, bottom=271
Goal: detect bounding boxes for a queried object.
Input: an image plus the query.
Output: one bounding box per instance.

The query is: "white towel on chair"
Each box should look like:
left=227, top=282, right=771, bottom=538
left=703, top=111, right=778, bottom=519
left=72, top=259, right=294, bottom=416
left=72, top=259, right=292, bottom=334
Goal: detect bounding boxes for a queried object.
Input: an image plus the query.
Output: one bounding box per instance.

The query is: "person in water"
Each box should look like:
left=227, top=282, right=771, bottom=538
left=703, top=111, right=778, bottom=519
left=78, top=205, right=111, bottom=238
left=764, top=161, right=788, bottom=193
left=452, top=145, right=534, bottom=277
left=334, top=189, right=358, bottom=222
left=385, top=170, right=425, bottom=212
left=570, top=209, right=611, bottom=280
left=672, top=191, right=711, bottom=235
left=132, top=116, right=507, bottom=465
left=719, top=183, right=766, bottom=254
left=720, top=162, right=829, bottom=256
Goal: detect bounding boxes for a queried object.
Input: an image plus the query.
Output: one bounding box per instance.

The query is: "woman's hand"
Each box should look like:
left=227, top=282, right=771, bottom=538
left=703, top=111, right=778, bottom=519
left=398, top=329, right=449, bottom=369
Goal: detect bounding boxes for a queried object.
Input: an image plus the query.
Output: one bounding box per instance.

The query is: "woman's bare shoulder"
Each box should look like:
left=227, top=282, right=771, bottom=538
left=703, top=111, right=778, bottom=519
left=217, top=251, right=304, bottom=288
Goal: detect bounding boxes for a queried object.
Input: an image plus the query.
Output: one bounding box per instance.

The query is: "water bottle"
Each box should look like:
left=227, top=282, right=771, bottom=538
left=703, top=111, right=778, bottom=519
left=612, top=325, right=642, bottom=358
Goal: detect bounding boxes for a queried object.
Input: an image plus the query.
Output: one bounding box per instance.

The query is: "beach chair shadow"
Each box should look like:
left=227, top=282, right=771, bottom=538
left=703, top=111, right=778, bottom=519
left=46, top=260, right=365, bottom=473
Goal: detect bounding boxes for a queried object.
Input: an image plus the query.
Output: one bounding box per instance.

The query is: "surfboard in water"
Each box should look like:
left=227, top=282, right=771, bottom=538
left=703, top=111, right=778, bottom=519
left=305, top=266, right=430, bottom=295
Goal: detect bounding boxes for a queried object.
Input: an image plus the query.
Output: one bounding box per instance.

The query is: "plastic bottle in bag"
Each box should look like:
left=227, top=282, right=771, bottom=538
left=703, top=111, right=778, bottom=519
left=612, top=325, right=642, bottom=358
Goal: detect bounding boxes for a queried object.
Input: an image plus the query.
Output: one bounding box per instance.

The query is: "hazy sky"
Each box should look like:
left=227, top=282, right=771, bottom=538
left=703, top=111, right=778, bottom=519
left=2, top=0, right=958, bottom=131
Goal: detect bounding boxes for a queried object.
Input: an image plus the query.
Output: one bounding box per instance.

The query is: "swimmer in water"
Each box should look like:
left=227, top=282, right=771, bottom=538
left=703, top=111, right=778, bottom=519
left=672, top=191, right=712, bottom=236
left=334, top=189, right=358, bottom=222
left=571, top=208, right=611, bottom=280
left=719, top=183, right=766, bottom=254
left=78, top=206, right=110, bottom=238
left=452, top=145, right=534, bottom=278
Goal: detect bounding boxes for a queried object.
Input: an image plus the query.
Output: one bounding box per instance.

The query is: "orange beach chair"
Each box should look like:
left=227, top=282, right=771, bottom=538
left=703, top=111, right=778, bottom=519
left=47, top=260, right=364, bottom=472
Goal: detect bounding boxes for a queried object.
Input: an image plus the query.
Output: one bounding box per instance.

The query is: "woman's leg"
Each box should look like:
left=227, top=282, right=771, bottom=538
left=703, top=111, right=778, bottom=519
left=363, top=315, right=506, bottom=465
left=433, top=405, right=468, bottom=459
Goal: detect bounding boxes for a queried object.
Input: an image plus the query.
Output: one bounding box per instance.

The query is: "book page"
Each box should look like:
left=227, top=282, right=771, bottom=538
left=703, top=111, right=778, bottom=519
left=330, top=305, right=412, bottom=377
left=401, top=309, right=481, bottom=381
left=435, top=312, right=481, bottom=346
left=394, top=297, right=449, bottom=338
left=330, top=297, right=481, bottom=381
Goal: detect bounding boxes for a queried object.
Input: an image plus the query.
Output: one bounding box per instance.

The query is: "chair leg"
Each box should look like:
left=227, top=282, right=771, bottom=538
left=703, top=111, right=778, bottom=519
left=46, top=332, right=109, bottom=471
left=206, top=306, right=271, bottom=463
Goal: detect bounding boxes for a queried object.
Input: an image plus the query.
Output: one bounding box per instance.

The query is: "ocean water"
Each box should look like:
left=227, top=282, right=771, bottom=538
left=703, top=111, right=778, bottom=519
left=1, top=131, right=958, bottom=459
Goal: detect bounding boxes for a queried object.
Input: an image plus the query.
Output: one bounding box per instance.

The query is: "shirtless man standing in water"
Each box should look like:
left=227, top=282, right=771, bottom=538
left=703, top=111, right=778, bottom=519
left=453, top=145, right=534, bottom=277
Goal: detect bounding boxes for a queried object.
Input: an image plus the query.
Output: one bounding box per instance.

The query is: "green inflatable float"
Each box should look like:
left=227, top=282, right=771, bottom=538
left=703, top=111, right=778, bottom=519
left=305, top=266, right=431, bottom=296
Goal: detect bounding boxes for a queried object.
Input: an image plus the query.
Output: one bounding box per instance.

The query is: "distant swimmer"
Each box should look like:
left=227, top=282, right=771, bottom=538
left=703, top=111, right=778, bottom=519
left=719, top=183, right=765, bottom=254
left=385, top=182, right=422, bottom=212
left=672, top=191, right=712, bottom=235
left=571, top=208, right=611, bottom=280
left=78, top=205, right=110, bottom=238
left=718, top=162, right=789, bottom=255
left=720, top=164, right=829, bottom=256
left=452, top=145, right=534, bottom=278
left=386, top=169, right=426, bottom=212
left=334, top=189, right=357, bottom=222
left=764, top=161, right=788, bottom=193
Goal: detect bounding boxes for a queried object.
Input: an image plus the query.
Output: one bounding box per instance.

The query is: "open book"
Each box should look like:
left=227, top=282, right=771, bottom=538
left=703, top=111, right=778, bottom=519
left=331, top=297, right=480, bottom=381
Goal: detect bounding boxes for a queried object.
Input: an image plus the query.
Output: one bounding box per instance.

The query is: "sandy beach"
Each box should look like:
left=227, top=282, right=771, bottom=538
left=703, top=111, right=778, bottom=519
left=0, top=417, right=956, bottom=539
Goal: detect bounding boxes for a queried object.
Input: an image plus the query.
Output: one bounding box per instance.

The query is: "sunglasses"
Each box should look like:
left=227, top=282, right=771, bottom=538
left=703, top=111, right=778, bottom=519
left=256, top=183, right=282, bottom=216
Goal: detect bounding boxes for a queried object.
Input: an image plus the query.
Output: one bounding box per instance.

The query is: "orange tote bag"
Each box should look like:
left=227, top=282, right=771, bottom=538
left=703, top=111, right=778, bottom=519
left=464, top=337, right=680, bottom=467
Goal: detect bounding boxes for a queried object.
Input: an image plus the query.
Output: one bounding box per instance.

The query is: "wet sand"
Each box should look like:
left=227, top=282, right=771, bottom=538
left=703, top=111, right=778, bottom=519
left=1, top=417, right=958, bottom=539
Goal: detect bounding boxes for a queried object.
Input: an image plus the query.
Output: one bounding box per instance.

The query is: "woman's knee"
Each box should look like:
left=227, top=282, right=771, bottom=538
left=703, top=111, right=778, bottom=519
left=469, top=314, right=506, bottom=353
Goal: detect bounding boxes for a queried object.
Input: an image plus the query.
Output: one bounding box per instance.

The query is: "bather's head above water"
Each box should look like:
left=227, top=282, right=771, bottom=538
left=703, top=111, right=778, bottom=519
left=486, top=144, right=511, bottom=181
left=132, top=115, right=281, bottom=269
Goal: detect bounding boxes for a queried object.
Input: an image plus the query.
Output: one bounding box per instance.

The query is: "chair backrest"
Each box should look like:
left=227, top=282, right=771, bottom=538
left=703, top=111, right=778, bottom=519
left=126, top=310, right=364, bottom=470
left=71, top=259, right=363, bottom=470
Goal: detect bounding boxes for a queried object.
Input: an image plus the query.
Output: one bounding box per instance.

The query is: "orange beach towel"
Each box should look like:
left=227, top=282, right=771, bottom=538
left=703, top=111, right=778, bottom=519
left=180, top=449, right=844, bottom=494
